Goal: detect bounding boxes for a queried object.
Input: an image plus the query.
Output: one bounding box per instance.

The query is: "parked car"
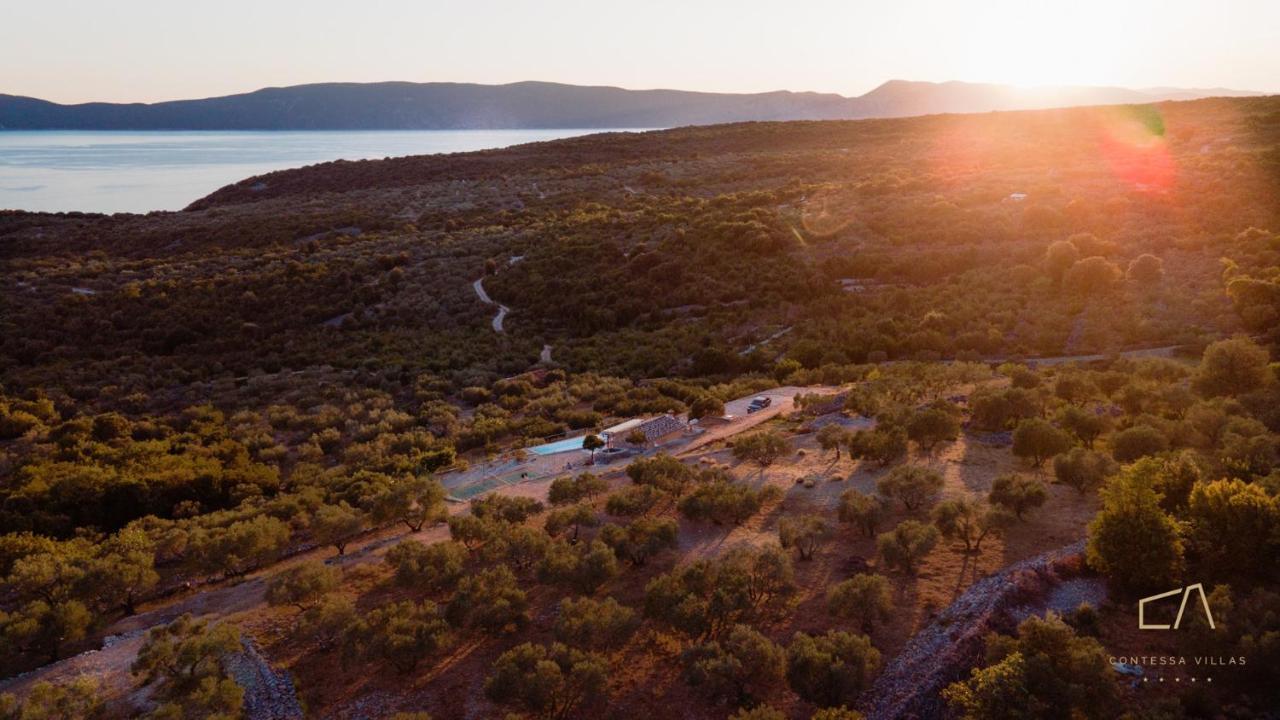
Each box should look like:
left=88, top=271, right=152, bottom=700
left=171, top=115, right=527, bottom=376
left=747, top=396, right=772, bottom=413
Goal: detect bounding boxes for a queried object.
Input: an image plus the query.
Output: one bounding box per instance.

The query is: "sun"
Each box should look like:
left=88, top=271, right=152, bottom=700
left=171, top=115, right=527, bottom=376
left=948, top=2, right=1143, bottom=88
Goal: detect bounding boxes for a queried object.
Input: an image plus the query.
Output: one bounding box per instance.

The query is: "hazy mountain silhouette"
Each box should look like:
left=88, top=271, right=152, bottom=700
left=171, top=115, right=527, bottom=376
left=0, top=79, right=1263, bottom=130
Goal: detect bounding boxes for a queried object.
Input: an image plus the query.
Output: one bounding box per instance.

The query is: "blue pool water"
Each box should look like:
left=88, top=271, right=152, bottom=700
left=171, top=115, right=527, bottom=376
left=528, top=434, right=594, bottom=455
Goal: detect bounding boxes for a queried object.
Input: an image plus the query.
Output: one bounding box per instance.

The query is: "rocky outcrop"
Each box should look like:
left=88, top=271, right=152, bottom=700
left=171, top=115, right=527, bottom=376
left=860, top=540, right=1089, bottom=720
left=222, top=637, right=304, bottom=720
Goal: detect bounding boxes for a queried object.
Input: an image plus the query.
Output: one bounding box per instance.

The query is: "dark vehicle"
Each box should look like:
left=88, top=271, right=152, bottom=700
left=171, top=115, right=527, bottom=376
left=747, top=396, right=772, bottom=413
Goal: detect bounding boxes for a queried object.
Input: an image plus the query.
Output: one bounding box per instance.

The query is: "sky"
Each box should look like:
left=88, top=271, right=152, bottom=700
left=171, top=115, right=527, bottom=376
left=3, top=0, right=1278, bottom=104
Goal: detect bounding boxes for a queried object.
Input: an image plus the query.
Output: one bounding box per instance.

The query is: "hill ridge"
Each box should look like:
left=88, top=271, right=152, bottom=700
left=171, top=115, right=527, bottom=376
left=0, top=79, right=1263, bottom=131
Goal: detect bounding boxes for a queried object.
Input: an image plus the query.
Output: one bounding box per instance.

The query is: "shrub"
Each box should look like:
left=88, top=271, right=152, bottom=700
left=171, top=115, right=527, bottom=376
left=626, top=454, right=696, bottom=495
left=188, top=515, right=290, bottom=579
left=0, top=677, right=104, bottom=719
left=357, top=601, right=452, bottom=673
left=470, top=494, right=544, bottom=524
left=1186, top=479, right=1280, bottom=581
left=538, top=540, right=620, bottom=594
left=730, top=707, right=786, bottom=720
left=606, top=485, right=664, bottom=517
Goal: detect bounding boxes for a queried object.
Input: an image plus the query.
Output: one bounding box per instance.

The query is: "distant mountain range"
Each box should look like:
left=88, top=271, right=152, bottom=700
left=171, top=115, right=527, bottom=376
left=0, top=80, right=1265, bottom=130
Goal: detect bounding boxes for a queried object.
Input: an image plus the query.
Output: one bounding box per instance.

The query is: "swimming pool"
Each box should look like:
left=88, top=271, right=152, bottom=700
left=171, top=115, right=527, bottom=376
left=528, top=434, right=594, bottom=455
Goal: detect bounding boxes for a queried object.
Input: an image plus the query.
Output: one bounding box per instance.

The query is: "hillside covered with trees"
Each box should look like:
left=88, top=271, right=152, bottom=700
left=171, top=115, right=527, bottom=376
left=1, top=95, right=1279, bottom=719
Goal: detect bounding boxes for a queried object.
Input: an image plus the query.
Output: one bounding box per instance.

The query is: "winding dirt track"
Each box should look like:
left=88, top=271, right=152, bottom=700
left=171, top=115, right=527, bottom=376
left=472, top=277, right=508, bottom=332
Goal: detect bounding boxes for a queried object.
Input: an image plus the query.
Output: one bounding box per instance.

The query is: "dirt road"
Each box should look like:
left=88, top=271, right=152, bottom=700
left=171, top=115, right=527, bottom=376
left=471, top=277, right=508, bottom=332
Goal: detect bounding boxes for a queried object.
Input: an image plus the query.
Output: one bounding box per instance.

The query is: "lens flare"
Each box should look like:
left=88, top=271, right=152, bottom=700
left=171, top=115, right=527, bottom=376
left=1096, top=105, right=1176, bottom=192
left=800, top=187, right=861, bottom=238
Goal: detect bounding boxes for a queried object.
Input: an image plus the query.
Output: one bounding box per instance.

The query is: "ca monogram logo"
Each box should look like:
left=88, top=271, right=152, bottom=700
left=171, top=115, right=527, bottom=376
left=1138, top=583, right=1215, bottom=630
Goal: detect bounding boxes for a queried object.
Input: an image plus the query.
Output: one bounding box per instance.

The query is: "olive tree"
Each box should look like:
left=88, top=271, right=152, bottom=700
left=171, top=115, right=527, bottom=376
left=733, top=431, right=791, bottom=468
left=682, top=624, right=786, bottom=708
left=838, top=490, right=886, bottom=537
left=906, top=408, right=960, bottom=451
left=1192, top=337, right=1271, bottom=398
left=1012, top=419, right=1072, bottom=468
left=826, top=574, right=893, bottom=632
left=1086, top=459, right=1184, bottom=594
left=548, top=473, right=608, bottom=506
left=877, top=466, right=943, bottom=512
left=385, top=539, right=467, bottom=590
left=446, top=565, right=529, bottom=632
left=932, top=497, right=1011, bottom=553
left=353, top=600, right=452, bottom=673
left=778, top=514, right=832, bottom=560
left=817, top=424, right=850, bottom=460
left=1053, top=448, right=1114, bottom=495
left=265, top=560, right=338, bottom=611
left=311, top=502, right=365, bottom=556
left=130, top=614, right=245, bottom=718
left=485, top=642, right=607, bottom=720
left=554, top=596, right=638, bottom=650
left=785, top=630, right=881, bottom=708
left=876, top=521, right=940, bottom=574
left=987, top=474, right=1047, bottom=519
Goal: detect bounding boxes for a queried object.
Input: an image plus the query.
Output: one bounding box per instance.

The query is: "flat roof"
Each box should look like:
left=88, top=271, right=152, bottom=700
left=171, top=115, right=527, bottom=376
left=602, top=418, right=645, bottom=435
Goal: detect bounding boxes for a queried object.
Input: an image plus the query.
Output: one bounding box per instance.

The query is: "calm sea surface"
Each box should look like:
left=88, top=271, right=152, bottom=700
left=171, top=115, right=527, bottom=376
left=0, top=129, right=631, bottom=214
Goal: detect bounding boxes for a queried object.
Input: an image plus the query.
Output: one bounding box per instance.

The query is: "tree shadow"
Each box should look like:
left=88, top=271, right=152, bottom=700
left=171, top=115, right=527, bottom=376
left=950, top=549, right=987, bottom=600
